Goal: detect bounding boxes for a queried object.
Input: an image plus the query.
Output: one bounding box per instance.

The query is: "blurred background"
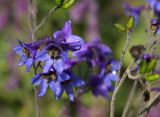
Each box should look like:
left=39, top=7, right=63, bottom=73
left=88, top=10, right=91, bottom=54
left=0, top=0, right=158, bottom=117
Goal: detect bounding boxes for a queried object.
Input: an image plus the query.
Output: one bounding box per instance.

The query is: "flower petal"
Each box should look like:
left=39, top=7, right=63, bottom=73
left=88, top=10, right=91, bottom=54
left=62, top=20, right=72, bottom=38
left=31, top=74, right=42, bottom=85
left=58, top=73, right=70, bottom=82
left=98, top=84, right=110, bottom=98
left=66, top=35, right=84, bottom=45
left=18, top=55, right=28, bottom=66
left=71, top=75, right=85, bottom=87
left=49, top=81, right=63, bottom=100
left=13, top=46, right=23, bottom=55
left=38, top=79, right=48, bottom=96
left=36, top=49, right=49, bottom=61
left=26, top=58, right=33, bottom=72
left=43, top=59, right=53, bottom=73
left=107, top=72, right=118, bottom=81
left=111, top=61, right=120, bottom=71
left=104, top=76, right=112, bottom=87
left=65, top=85, right=74, bottom=101
left=53, top=59, right=64, bottom=74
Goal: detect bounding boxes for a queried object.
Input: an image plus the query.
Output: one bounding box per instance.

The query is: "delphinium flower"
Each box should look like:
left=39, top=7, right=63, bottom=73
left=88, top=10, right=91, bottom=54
left=73, top=38, right=120, bottom=98
left=129, top=50, right=158, bottom=76
left=123, top=3, right=144, bottom=25
left=73, top=38, right=112, bottom=67
left=53, top=20, right=84, bottom=52
left=146, top=0, right=160, bottom=18
left=13, top=37, right=54, bottom=72
left=145, top=0, right=160, bottom=35
left=89, top=60, right=120, bottom=98
left=36, top=20, right=84, bottom=73
left=150, top=18, right=160, bottom=35
left=14, top=20, right=85, bottom=101
left=129, top=46, right=160, bottom=99
left=31, top=69, right=84, bottom=101
left=36, top=43, right=67, bottom=74
left=13, top=40, right=39, bottom=72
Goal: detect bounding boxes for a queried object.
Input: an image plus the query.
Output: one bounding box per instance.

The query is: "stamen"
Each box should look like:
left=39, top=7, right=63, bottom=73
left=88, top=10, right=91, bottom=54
left=23, top=48, right=31, bottom=57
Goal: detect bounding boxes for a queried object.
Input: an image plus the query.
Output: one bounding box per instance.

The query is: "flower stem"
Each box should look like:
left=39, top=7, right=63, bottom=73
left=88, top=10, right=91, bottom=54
left=110, top=31, right=132, bottom=117
left=110, top=72, right=127, bottom=117
left=34, top=5, right=60, bottom=33
left=34, top=86, right=40, bottom=117
left=28, top=0, right=40, bottom=117
left=116, top=31, right=132, bottom=86
left=139, top=93, right=160, bottom=115
left=122, top=81, right=137, bottom=117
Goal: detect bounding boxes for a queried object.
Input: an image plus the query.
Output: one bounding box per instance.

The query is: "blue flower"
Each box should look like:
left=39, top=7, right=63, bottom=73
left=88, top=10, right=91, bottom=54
left=89, top=60, right=120, bottom=98
left=32, top=70, right=84, bottom=101
left=36, top=43, right=68, bottom=74
left=13, top=40, right=37, bottom=72
left=73, top=38, right=112, bottom=67
left=53, top=20, right=84, bottom=51
left=151, top=18, right=160, bottom=35
left=146, top=0, right=160, bottom=18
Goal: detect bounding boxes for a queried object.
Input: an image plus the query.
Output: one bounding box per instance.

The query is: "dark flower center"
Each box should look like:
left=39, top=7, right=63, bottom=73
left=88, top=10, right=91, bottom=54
left=23, top=48, right=31, bottom=57
left=49, top=49, right=60, bottom=59
left=61, top=79, right=71, bottom=85
left=43, top=71, right=57, bottom=82
left=105, top=64, right=111, bottom=73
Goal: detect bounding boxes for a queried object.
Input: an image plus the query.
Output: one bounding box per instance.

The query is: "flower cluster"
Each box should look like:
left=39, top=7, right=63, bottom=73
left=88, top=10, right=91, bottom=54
left=146, top=0, right=160, bottom=18
left=129, top=45, right=160, bottom=94
left=72, top=39, right=120, bottom=98
left=14, top=21, right=85, bottom=101
left=146, top=0, right=160, bottom=35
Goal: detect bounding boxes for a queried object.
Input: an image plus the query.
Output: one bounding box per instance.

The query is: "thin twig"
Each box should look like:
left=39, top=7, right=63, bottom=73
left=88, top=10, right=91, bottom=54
left=28, top=0, right=40, bottom=117
left=110, top=31, right=132, bottom=117
left=116, top=31, right=132, bottom=86
left=110, top=72, right=128, bottom=117
left=122, top=81, right=138, bottom=117
left=110, top=61, right=134, bottom=117
left=138, top=93, right=160, bottom=115
left=34, top=5, right=60, bottom=33
left=110, top=31, right=131, bottom=117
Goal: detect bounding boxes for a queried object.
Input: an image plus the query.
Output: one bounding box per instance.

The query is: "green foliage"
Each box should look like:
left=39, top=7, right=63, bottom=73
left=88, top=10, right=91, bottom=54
left=139, top=60, right=148, bottom=74
left=147, top=59, right=157, bottom=72
left=139, top=59, right=157, bottom=74
left=146, top=74, right=160, bottom=82
left=114, top=23, right=126, bottom=32
left=114, top=16, right=134, bottom=32
left=126, top=16, right=134, bottom=31
left=56, top=0, right=64, bottom=5
left=56, top=0, right=76, bottom=8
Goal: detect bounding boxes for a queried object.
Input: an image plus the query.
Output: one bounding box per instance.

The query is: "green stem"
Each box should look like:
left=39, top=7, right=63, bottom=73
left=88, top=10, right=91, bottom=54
left=34, top=5, right=60, bottom=33
left=116, top=31, right=132, bottom=86
left=110, top=72, right=127, bottom=117
left=110, top=61, right=135, bottom=117
left=122, top=81, right=137, bottom=117
left=28, top=0, right=40, bottom=117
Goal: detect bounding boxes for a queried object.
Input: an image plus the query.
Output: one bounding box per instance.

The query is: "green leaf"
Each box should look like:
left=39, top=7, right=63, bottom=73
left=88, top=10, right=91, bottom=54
left=114, top=23, right=126, bottom=32
left=147, top=59, right=157, bottom=72
left=146, top=74, right=160, bottom=82
left=126, top=16, right=134, bottom=30
left=56, top=0, right=76, bottom=8
left=56, top=0, right=64, bottom=5
left=139, top=60, right=147, bottom=74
